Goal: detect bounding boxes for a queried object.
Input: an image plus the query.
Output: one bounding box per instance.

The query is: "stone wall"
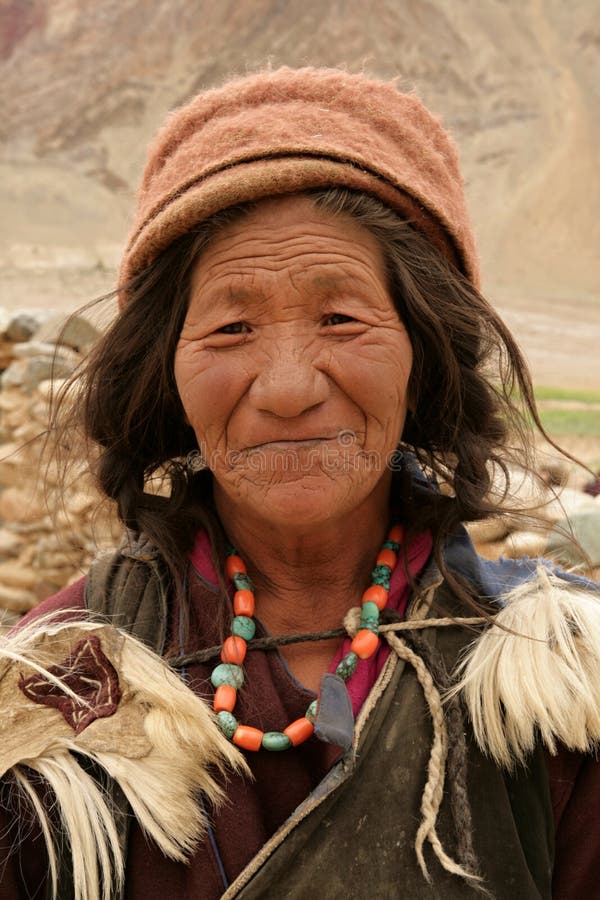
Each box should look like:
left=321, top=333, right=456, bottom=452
left=0, top=308, right=120, bottom=632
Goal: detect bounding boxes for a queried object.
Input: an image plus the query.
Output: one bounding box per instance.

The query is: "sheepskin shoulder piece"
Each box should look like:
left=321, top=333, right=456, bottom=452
left=0, top=613, right=247, bottom=900
left=452, top=568, right=600, bottom=768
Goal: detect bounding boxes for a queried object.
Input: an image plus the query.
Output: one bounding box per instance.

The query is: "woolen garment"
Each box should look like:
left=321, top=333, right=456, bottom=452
left=0, top=538, right=599, bottom=898
left=118, top=66, right=480, bottom=303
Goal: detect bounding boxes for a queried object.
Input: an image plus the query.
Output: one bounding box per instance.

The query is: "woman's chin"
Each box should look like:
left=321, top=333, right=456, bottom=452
left=227, top=472, right=386, bottom=531
left=261, top=485, right=338, bottom=527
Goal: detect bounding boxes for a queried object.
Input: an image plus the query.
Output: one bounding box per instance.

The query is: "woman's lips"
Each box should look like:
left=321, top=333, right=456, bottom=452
left=245, top=437, right=341, bottom=452
left=223, top=433, right=362, bottom=474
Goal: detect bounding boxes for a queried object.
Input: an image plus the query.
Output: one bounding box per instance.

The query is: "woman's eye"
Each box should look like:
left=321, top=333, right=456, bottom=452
left=324, top=313, right=357, bottom=326
left=217, top=322, right=250, bottom=335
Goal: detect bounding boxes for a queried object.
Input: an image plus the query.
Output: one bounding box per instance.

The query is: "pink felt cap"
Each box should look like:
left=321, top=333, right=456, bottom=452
left=119, top=66, right=479, bottom=304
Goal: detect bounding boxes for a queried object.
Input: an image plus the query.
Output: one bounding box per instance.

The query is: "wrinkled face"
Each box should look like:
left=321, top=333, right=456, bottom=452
left=174, top=196, right=413, bottom=528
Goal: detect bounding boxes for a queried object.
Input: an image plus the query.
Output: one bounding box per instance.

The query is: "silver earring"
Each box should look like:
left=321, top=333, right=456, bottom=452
left=186, top=448, right=207, bottom=473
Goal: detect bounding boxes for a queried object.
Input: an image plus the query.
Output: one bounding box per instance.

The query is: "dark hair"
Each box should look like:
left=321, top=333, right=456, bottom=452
left=54, top=188, right=556, bottom=622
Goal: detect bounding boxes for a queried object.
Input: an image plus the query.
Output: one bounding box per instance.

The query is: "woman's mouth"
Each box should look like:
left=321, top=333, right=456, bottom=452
left=244, top=433, right=357, bottom=453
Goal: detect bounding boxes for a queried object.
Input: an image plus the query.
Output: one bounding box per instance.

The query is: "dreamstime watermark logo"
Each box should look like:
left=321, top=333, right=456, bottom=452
left=337, top=428, right=356, bottom=448
left=186, top=431, right=405, bottom=475
left=186, top=449, right=208, bottom=473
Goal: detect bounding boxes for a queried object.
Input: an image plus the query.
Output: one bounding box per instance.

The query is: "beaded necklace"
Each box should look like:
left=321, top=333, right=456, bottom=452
left=211, top=524, right=404, bottom=752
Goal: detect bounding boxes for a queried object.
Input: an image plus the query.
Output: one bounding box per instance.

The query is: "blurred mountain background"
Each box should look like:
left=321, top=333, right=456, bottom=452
left=1, top=0, right=598, bottom=387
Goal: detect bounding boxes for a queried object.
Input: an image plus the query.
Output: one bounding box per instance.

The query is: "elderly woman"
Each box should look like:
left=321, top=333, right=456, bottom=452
left=0, top=67, right=599, bottom=900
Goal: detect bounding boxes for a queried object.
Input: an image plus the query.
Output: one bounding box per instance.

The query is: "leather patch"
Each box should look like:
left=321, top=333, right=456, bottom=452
left=18, top=634, right=121, bottom=734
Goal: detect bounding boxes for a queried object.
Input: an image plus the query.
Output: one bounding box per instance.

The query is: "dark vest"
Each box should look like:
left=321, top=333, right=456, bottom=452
left=52, top=540, right=554, bottom=899
left=228, top=584, right=554, bottom=899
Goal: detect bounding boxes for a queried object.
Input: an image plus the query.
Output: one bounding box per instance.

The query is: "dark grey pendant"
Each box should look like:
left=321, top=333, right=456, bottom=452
left=314, top=672, right=354, bottom=751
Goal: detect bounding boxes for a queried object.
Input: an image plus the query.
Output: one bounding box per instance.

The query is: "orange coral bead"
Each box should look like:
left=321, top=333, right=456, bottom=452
left=221, top=635, right=247, bottom=665
left=388, top=524, right=404, bottom=544
left=284, top=717, right=315, bottom=747
left=233, top=725, right=264, bottom=751
left=351, top=628, right=380, bottom=660
left=233, top=589, right=255, bottom=616
left=213, top=684, right=237, bottom=713
left=362, top=584, right=388, bottom=610
left=226, top=555, right=247, bottom=579
left=376, top=548, right=397, bottom=569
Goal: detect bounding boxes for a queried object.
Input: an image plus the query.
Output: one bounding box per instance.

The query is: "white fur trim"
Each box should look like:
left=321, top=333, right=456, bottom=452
left=0, top=614, right=247, bottom=900
left=452, top=568, right=600, bottom=768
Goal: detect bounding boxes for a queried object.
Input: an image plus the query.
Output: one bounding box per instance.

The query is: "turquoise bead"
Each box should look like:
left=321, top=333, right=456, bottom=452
left=217, top=710, right=238, bottom=739
left=336, top=651, right=358, bottom=681
left=232, top=616, right=256, bottom=640
left=233, top=573, right=254, bottom=591
left=305, top=699, right=318, bottom=724
left=360, top=598, right=380, bottom=634
left=360, top=617, right=379, bottom=634
left=262, top=731, right=292, bottom=751
left=361, top=601, right=380, bottom=620
left=211, top=663, right=244, bottom=689
left=383, top=539, right=400, bottom=553
left=371, top=564, right=391, bottom=589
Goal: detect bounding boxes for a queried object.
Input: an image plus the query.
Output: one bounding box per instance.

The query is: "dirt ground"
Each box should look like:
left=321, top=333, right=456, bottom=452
left=493, top=292, right=600, bottom=392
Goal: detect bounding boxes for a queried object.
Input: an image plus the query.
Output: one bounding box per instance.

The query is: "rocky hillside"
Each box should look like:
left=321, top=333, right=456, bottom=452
left=1, top=0, right=599, bottom=384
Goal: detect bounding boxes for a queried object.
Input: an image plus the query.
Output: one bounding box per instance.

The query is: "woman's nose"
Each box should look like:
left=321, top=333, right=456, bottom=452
left=248, top=340, right=329, bottom=418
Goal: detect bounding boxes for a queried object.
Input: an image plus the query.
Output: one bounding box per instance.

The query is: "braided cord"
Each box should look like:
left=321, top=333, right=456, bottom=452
left=407, top=634, right=482, bottom=881
left=167, top=614, right=486, bottom=668
left=384, top=631, right=482, bottom=886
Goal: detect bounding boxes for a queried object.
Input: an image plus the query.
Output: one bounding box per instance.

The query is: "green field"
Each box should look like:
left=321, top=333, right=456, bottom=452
left=537, top=409, right=600, bottom=437
left=534, top=387, right=600, bottom=437
left=534, top=386, right=600, bottom=404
